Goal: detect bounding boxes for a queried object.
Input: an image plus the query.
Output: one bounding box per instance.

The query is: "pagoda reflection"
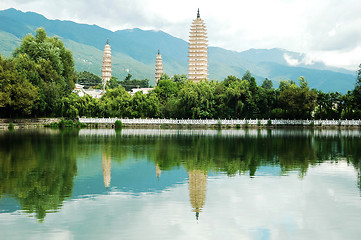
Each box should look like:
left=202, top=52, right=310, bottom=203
left=188, top=169, right=207, bottom=220
left=102, top=146, right=111, bottom=189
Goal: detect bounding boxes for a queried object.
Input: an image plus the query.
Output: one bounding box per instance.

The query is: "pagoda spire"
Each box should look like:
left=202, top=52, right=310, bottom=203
left=197, top=8, right=200, bottom=18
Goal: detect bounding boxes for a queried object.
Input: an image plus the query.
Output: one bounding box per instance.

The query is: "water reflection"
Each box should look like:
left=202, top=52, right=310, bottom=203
left=0, top=128, right=361, bottom=223
left=102, top=146, right=111, bottom=189
left=188, top=170, right=207, bottom=220
left=0, top=129, right=78, bottom=221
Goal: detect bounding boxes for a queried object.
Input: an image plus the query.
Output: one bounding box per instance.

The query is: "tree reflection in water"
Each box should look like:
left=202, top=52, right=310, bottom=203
left=0, top=128, right=361, bottom=221
left=0, top=129, right=78, bottom=221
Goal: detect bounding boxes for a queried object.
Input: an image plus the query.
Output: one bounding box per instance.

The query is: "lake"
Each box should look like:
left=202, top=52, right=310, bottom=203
left=0, top=128, right=361, bottom=240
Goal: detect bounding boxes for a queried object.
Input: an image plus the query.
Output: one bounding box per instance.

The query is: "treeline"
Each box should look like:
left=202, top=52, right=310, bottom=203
left=1, top=28, right=361, bottom=119
left=76, top=71, right=150, bottom=90
left=58, top=72, right=361, bottom=120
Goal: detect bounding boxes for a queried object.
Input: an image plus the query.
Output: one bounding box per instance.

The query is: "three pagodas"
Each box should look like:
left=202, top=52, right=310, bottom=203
left=102, top=9, right=208, bottom=87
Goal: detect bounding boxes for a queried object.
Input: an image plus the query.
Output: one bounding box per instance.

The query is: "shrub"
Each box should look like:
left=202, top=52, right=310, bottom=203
left=47, top=122, right=59, bottom=128
left=236, top=124, right=241, bottom=129
left=217, top=119, right=222, bottom=129
left=58, top=119, right=66, bottom=128
left=8, top=122, right=14, bottom=130
left=75, top=121, right=87, bottom=128
left=115, top=120, right=123, bottom=129
left=267, top=119, right=272, bottom=126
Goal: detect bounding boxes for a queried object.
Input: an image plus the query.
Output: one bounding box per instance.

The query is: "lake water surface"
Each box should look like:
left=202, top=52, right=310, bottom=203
left=0, top=128, right=361, bottom=240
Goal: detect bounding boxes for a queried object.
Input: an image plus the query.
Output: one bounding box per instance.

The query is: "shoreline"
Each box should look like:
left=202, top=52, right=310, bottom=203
left=0, top=118, right=360, bottom=130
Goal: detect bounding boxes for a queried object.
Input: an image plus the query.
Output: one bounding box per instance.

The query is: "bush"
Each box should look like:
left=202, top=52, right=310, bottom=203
left=58, top=120, right=66, bottom=128
left=8, top=122, right=14, bottom=130
left=47, top=122, right=59, bottom=128
left=217, top=119, right=222, bottom=129
left=267, top=119, right=272, bottom=126
left=115, top=120, right=123, bottom=129
left=75, top=121, right=87, bottom=128
left=236, top=124, right=241, bottom=129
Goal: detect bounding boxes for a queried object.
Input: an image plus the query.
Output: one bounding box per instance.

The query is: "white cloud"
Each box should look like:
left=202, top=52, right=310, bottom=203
left=1, top=0, right=361, bottom=70
left=284, top=54, right=300, bottom=66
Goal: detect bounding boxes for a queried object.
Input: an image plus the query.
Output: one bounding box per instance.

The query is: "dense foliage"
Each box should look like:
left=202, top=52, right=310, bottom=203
left=76, top=71, right=102, bottom=89
left=1, top=28, right=76, bottom=117
left=1, top=28, right=361, bottom=119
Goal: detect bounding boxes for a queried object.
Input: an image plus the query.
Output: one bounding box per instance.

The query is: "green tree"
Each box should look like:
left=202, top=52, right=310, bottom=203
left=13, top=28, right=76, bottom=116
left=216, top=75, right=251, bottom=118
left=278, top=77, right=317, bottom=119
left=131, top=91, right=161, bottom=118
left=0, top=56, right=39, bottom=116
left=352, top=64, right=361, bottom=117
left=172, top=74, right=188, bottom=84
left=173, top=80, right=217, bottom=119
left=76, top=71, right=102, bottom=89
left=261, top=78, right=273, bottom=90
left=120, top=73, right=149, bottom=91
left=99, top=87, right=132, bottom=117
left=107, top=76, right=120, bottom=89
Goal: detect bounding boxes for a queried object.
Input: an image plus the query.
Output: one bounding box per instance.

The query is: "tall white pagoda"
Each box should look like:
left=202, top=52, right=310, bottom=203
left=101, top=39, right=112, bottom=91
left=188, top=9, right=208, bottom=82
left=155, top=50, right=163, bottom=85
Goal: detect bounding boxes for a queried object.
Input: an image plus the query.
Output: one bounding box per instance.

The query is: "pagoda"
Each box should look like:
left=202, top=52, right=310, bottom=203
left=101, top=39, right=112, bottom=91
left=155, top=50, right=163, bottom=85
left=188, top=9, right=208, bottom=82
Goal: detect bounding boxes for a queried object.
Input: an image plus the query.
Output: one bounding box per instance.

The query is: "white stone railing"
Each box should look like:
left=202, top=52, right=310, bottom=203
left=79, top=118, right=361, bottom=126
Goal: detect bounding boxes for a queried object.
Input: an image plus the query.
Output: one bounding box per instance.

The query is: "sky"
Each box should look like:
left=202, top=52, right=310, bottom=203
left=1, top=0, right=361, bottom=70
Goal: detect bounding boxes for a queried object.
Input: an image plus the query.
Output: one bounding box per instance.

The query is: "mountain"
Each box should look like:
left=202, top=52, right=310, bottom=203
left=0, top=8, right=357, bottom=92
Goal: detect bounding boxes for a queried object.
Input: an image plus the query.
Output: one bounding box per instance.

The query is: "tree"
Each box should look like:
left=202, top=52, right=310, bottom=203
left=13, top=28, right=76, bottom=116
left=173, top=80, right=217, bottom=119
left=76, top=71, right=102, bottom=89
left=107, top=76, right=120, bottom=89
left=216, top=76, right=251, bottom=118
left=120, top=73, right=149, bottom=91
left=352, top=64, right=361, bottom=117
left=0, top=56, right=39, bottom=116
left=278, top=77, right=317, bottom=119
left=172, top=74, right=188, bottom=84
left=261, top=78, right=273, bottom=90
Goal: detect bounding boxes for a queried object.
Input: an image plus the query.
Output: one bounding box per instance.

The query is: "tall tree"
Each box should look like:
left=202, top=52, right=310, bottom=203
left=0, top=56, right=39, bottom=117
left=13, top=28, right=76, bottom=116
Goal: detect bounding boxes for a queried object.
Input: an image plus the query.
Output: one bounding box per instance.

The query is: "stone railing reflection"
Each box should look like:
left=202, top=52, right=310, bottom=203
left=78, top=128, right=361, bottom=138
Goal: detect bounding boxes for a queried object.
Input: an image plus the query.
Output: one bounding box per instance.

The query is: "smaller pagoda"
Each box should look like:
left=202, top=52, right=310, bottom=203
left=155, top=50, right=163, bottom=85
left=101, top=39, right=112, bottom=91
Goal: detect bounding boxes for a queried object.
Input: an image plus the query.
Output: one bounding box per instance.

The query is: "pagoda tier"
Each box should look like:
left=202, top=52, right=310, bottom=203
left=155, top=50, right=163, bottom=85
left=101, top=41, right=112, bottom=91
left=188, top=9, right=208, bottom=82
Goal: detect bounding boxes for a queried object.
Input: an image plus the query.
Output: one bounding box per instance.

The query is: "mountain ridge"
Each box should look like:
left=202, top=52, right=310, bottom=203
left=0, top=8, right=356, bottom=92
